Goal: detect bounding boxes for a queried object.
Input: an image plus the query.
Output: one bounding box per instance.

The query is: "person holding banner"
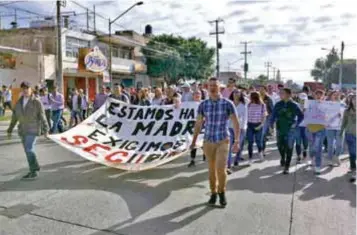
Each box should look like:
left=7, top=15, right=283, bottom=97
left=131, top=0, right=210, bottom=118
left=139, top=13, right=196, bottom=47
left=326, top=91, right=343, bottom=167
left=188, top=90, right=206, bottom=167
left=341, top=94, right=356, bottom=182
left=7, top=81, right=49, bottom=180
left=190, top=77, right=240, bottom=208
left=93, top=86, right=109, bottom=112
left=306, top=90, right=326, bottom=175
left=270, top=88, right=304, bottom=174
left=109, top=84, right=130, bottom=103
left=227, top=89, right=247, bottom=172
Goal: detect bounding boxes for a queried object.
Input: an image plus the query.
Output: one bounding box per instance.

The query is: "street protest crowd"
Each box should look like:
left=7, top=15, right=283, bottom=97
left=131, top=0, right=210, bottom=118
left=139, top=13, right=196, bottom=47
left=2, top=77, right=356, bottom=208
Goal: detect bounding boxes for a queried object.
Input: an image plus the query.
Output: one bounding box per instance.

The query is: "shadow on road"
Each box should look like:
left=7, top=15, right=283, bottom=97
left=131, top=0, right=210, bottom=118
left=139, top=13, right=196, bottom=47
left=228, top=164, right=356, bottom=208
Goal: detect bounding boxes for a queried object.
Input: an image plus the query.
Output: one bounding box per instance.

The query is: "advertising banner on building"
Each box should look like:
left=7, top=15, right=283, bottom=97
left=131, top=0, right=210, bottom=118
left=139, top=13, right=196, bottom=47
left=49, top=99, right=203, bottom=171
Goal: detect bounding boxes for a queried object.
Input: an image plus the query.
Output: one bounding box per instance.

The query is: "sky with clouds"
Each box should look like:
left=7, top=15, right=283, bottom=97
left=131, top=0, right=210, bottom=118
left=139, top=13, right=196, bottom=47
left=1, top=0, right=356, bottom=84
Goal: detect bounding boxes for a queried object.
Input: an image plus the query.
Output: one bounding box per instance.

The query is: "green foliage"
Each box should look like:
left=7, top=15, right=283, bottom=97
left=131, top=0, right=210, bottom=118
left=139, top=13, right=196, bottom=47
left=310, top=47, right=339, bottom=82
left=143, top=34, right=215, bottom=84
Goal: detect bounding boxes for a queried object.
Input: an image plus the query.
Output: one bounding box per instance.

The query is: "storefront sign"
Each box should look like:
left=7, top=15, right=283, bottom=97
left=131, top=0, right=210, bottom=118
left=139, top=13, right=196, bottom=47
left=84, top=46, right=108, bottom=72
left=103, top=70, right=110, bottom=83
left=49, top=99, right=204, bottom=171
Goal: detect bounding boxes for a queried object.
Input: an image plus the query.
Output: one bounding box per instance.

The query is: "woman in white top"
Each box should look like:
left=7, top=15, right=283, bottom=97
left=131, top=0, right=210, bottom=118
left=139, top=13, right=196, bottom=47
left=326, top=91, right=344, bottom=166
left=151, top=87, right=165, bottom=106
left=227, top=89, right=248, bottom=172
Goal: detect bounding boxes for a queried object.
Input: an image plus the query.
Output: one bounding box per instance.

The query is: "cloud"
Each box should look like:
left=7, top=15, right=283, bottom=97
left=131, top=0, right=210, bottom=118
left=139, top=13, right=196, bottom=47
left=313, top=16, right=332, bottom=23
left=227, top=0, right=270, bottom=6
left=320, top=4, right=333, bottom=9
left=341, top=13, right=356, bottom=20
left=238, top=17, right=259, bottom=24
left=277, top=5, right=298, bottom=11
left=241, top=24, right=264, bottom=34
left=169, top=3, right=182, bottom=9
left=290, top=16, right=310, bottom=23
left=225, top=9, right=247, bottom=19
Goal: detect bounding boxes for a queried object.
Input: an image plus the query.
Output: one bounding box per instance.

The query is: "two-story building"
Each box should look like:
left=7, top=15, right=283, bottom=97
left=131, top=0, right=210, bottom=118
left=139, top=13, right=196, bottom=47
left=0, top=22, right=149, bottom=104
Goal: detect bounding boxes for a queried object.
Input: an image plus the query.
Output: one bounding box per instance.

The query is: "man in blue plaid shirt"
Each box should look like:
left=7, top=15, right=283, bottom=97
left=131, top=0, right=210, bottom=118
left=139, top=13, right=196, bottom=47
left=190, top=77, right=240, bottom=208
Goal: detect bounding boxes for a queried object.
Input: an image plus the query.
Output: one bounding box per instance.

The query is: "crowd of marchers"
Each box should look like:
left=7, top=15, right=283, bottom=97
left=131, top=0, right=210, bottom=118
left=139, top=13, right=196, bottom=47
left=1, top=78, right=356, bottom=191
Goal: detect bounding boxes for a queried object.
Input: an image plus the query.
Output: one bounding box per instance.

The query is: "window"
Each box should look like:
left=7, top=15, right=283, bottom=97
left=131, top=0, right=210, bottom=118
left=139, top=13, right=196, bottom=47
left=111, top=47, right=132, bottom=59
left=65, top=36, right=90, bottom=58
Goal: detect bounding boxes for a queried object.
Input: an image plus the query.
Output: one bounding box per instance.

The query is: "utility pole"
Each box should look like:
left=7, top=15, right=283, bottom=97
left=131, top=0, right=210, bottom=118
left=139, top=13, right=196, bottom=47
left=240, top=41, right=251, bottom=81
left=339, top=41, right=344, bottom=89
left=93, top=5, right=96, bottom=32
left=86, top=8, right=89, bottom=31
left=56, top=0, right=65, bottom=93
left=209, top=18, right=224, bottom=78
left=272, top=67, right=276, bottom=80
left=265, top=61, right=272, bottom=80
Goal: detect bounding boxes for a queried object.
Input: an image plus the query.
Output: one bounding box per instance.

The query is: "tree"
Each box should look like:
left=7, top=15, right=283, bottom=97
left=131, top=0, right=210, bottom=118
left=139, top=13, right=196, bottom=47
left=310, top=47, right=339, bottom=82
left=142, top=34, right=215, bottom=84
left=325, top=59, right=356, bottom=86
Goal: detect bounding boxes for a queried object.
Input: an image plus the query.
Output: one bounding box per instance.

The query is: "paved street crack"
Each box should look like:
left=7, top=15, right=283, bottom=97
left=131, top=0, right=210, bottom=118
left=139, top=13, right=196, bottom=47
left=288, top=163, right=298, bottom=235
left=28, top=212, right=126, bottom=235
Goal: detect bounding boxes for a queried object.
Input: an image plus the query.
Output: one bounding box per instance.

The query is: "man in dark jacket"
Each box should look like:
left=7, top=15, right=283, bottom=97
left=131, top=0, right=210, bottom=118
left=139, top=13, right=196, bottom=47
left=7, top=81, right=49, bottom=180
left=270, top=88, right=304, bottom=174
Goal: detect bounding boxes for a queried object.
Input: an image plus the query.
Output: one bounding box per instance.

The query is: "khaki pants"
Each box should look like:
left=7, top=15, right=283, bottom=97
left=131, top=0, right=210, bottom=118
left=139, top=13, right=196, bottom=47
left=203, top=139, right=229, bottom=194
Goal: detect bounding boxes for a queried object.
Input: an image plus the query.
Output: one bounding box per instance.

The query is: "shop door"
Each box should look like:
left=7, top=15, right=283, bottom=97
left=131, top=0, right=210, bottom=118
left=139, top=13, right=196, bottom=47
left=88, top=78, right=96, bottom=102
left=75, top=77, right=86, bottom=90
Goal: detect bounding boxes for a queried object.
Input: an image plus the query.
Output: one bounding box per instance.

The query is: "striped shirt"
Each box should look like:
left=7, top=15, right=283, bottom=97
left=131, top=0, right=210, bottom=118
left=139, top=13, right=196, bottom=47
left=197, top=96, right=237, bottom=143
left=248, top=103, right=266, bottom=123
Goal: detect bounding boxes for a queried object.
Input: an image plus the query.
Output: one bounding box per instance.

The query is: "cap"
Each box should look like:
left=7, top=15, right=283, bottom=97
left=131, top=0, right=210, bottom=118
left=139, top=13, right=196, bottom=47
left=20, top=81, right=31, bottom=88
left=181, top=82, right=190, bottom=88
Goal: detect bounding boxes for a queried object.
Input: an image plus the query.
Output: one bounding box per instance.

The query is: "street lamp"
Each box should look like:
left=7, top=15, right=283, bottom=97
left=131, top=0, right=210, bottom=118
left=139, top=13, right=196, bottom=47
left=108, top=1, right=144, bottom=87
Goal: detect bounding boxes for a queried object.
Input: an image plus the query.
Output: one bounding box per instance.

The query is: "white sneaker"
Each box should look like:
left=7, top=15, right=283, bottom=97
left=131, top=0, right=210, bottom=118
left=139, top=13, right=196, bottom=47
left=314, top=166, right=321, bottom=175
left=259, top=152, right=265, bottom=161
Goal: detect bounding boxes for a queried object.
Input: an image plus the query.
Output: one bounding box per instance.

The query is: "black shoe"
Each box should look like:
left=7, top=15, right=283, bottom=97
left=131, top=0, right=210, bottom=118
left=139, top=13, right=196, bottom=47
left=202, top=156, right=206, bottom=161
left=280, top=160, right=285, bottom=167
left=188, top=161, right=195, bottom=168
left=21, top=171, right=38, bottom=180
left=227, top=168, right=232, bottom=175
left=218, top=192, right=227, bottom=207
left=208, top=193, right=217, bottom=206
left=303, top=151, right=307, bottom=158
left=296, top=157, right=302, bottom=164
left=283, top=167, right=289, bottom=174
left=233, top=161, right=239, bottom=167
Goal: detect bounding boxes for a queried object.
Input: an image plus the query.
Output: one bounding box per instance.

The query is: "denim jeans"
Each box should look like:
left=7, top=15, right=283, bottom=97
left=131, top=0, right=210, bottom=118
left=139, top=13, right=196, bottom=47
left=247, top=123, right=263, bottom=159
left=326, top=130, right=343, bottom=160
left=345, top=133, right=356, bottom=170
left=277, top=129, right=296, bottom=168
left=306, top=129, right=326, bottom=168
left=228, top=128, right=246, bottom=167
left=21, top=135, right=39, bottom=172
left=51, top=109, right=63, bottom=134
left=70, top=110, right=81, bottom=127
left=0, top=106, right=3, bottom=116
left=295, top=126, right=308, bottom=156
left=261, top=115, right=271, bottom=151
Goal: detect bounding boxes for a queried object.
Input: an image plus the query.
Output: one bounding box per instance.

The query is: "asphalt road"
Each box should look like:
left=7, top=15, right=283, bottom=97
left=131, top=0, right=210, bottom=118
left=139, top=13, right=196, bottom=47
left=0, top=134, right=355, bottom=235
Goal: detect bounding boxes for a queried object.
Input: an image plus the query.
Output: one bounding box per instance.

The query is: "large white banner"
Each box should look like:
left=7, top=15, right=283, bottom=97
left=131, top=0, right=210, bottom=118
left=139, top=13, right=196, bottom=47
left=49, top=99, right=203, bottom=171
left=301, top=100, right=344, bottom=128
